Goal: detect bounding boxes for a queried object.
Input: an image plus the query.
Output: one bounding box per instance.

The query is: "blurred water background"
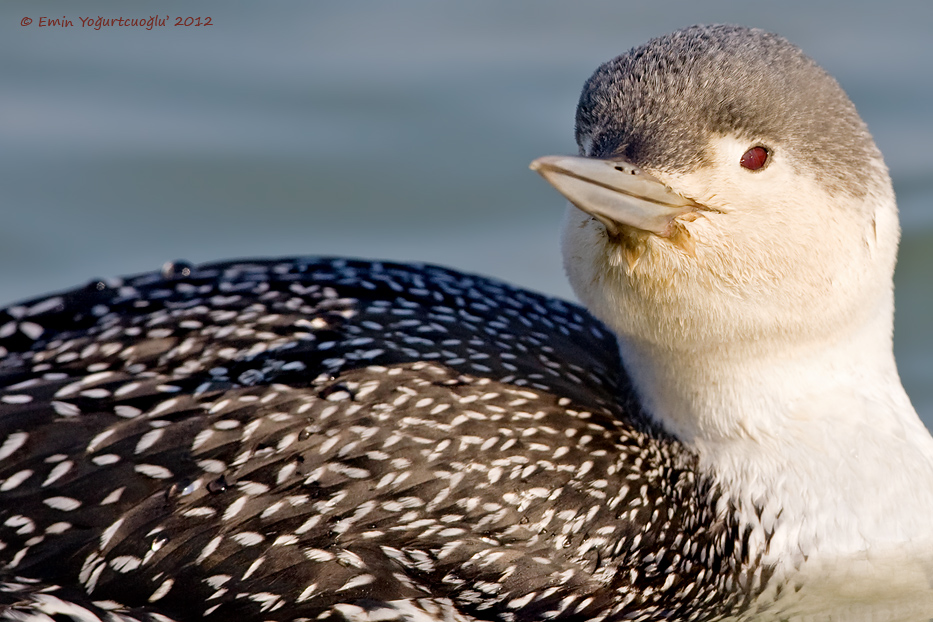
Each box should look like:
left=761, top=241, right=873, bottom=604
left=1, top=1, right=930, bottom=426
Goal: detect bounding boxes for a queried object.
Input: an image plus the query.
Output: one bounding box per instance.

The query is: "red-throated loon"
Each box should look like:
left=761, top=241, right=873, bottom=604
left=2, top=24, right=931, bottom=622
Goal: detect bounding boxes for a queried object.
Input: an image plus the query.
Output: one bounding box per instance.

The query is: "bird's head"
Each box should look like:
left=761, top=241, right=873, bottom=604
left=533, top=25, right=898, bottom=355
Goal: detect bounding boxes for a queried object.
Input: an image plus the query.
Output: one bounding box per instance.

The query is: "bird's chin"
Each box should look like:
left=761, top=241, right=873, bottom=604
left=606, top=221, right=698, bottom=276
left=563, top=203, right=697, bottom=281
left=561, top=207, right=658, bottom=333
left=561, top=204, right=721, bottom=348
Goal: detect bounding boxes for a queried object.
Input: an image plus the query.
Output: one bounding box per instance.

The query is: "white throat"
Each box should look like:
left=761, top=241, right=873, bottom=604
left=618, top=291, right=933, bottom=573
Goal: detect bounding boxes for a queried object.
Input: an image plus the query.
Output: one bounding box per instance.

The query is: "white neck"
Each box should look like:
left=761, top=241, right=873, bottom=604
left=617, top=299, right=933, bottom=574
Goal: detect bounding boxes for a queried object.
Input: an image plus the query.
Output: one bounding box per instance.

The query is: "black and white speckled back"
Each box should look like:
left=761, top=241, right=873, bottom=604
left=0, top=258, right=758, bottom=621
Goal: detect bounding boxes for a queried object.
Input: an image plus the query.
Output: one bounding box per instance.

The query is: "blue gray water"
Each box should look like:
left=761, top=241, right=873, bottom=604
left=1, top=1, right=931, bottom=427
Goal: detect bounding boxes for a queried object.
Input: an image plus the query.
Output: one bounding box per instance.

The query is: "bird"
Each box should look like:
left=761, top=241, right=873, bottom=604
left=1, top=23, right=931, bottom=622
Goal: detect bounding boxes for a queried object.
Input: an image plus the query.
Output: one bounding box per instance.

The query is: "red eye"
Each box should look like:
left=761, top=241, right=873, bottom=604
left=740, top=146, right=769, bottom=170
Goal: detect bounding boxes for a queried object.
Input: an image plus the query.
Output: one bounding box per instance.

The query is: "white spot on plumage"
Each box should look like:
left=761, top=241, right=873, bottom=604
left=114, top=404, right=142, bottom=418
left=237, top=481, right=269, bottom=495
left=149, top=397, right=179, bottom=417
left=79, top=388, right=110, bottom=399
left=296, top=583, right=318, bottom=603
left=99, top=518, right=124, bottom=549
left=42, top=460, right=73, bottom=487
left=43, top=496, right=81, bottom=511
left=110, top=555, right=142, bottom=573
left=1, top=394, right=32, bottom=404
left=182, top=507, right=217, bottom=518
left=50, top=400, right=82, bottom=417
left=508, top=592, right=536, bottom=610
left=18, top=322, right=44, bottom=340
left=1, top=469, right=33, bottom=491
left=148, top=578, right=174, bottom=602
left=134, top=464, right=173, bottom=479
left=295, top=515, right=322, bottom=535
left=205, top=574, right=231, bottom=589
left=223, top=496, right=248, bottom=521
left=232, top=531, right=264, bottom=547
left=26, top=296, right=63, bottom=316
left=276, top=462, right=297, bottom=485
left=249, top=591, right=281, bottom=612
left=242, top=556, right=265, bottom=580
left=85, top=429, right=115, bottom=454
left=303, top=548, right=335, bottom=562
left=338, top=574, right=375, bottom=591
left=241, top=418, right=262, bottom=441
left=197, top=536, right=223, bottom=563
left=135, top=429, right=164, bottom=454
left=113, top=382, right=141, bottom=397
left=45, top=521, right=71, bottom=534
left=0, top=432, right=28, bottom=461
left=196, top=458, right=226, bottom=473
